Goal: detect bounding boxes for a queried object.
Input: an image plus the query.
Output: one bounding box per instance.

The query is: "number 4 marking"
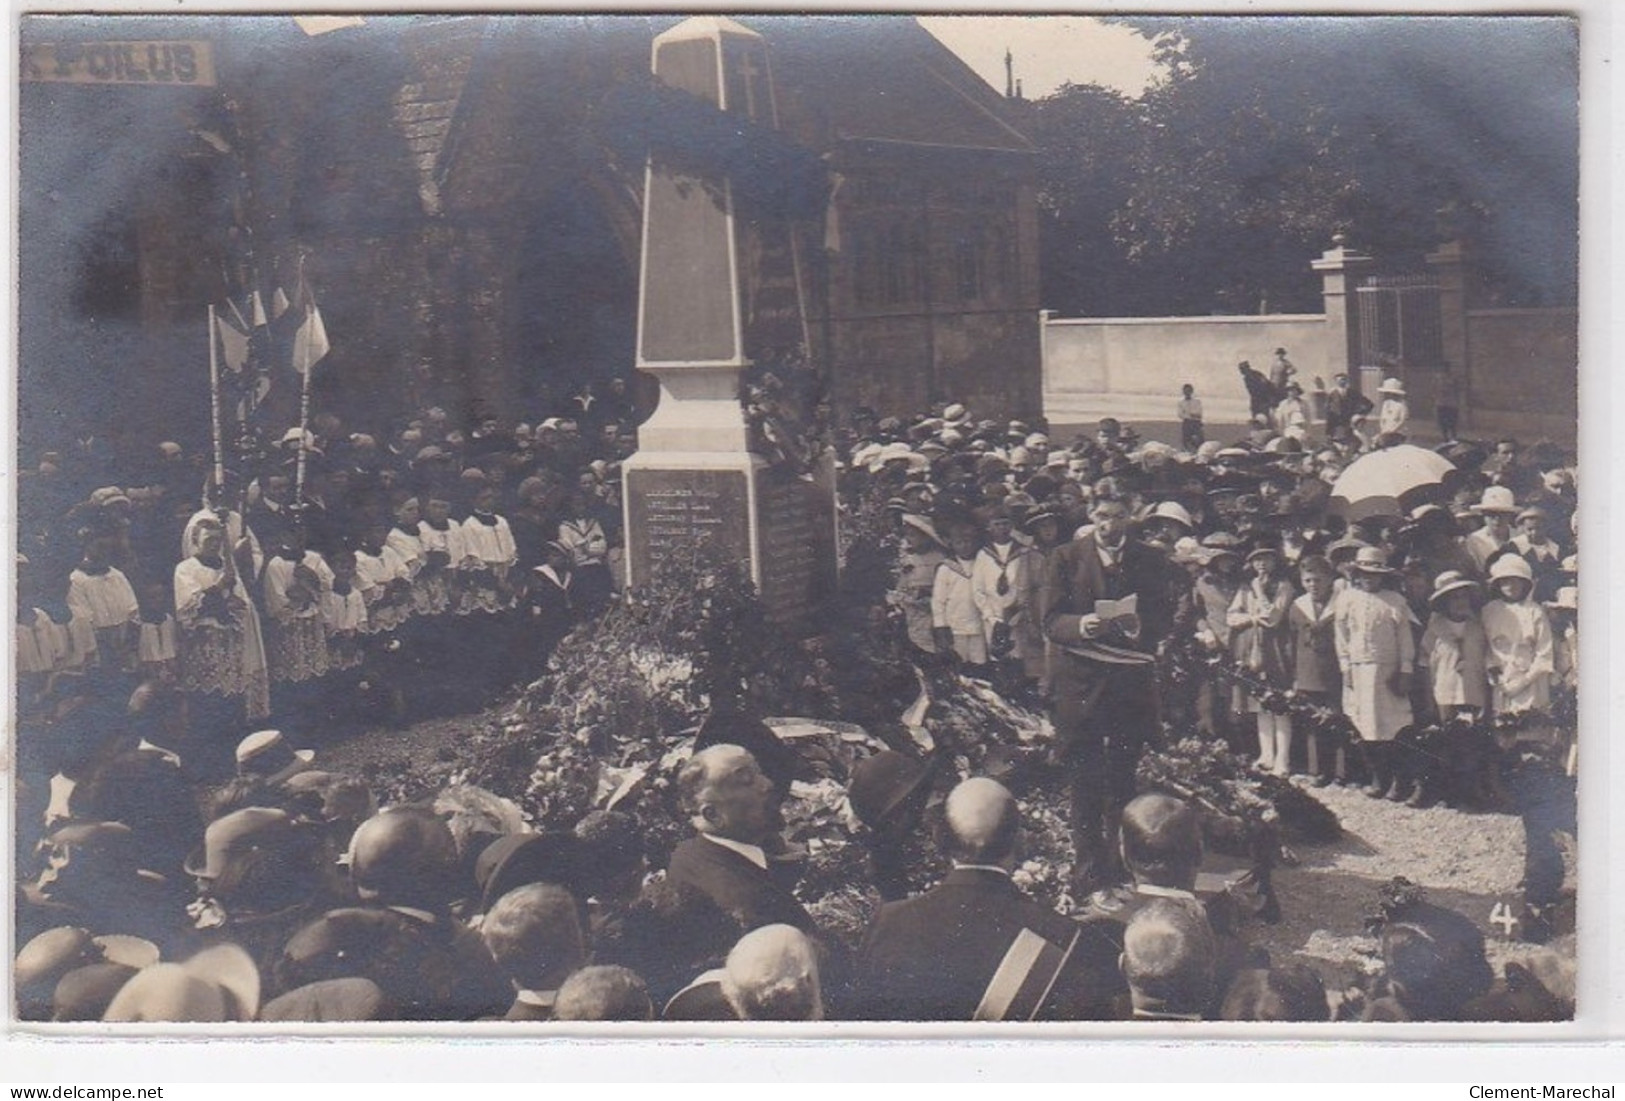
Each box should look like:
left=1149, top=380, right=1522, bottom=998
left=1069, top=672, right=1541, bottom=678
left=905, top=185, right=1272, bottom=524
left=1489, top=901, right=1520, bottom=937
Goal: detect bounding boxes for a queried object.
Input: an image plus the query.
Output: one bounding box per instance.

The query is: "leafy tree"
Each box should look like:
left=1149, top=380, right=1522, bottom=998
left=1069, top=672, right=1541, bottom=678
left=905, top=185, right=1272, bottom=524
left=1032, top=17, right=1578, bottom=315
left=1025, top=83, right=1142, bottom=316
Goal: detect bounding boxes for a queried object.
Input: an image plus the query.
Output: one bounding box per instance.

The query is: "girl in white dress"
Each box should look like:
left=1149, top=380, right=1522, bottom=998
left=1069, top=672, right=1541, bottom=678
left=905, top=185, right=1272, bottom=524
left=1334, top=546, right=1415, bottom=799
left=1481, top=554, right=1554, bottom=716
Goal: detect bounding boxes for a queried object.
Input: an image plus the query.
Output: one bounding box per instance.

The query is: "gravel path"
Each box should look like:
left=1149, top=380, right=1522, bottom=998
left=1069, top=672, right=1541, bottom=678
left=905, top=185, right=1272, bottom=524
left=1247, top=781, right=1570, bottom=988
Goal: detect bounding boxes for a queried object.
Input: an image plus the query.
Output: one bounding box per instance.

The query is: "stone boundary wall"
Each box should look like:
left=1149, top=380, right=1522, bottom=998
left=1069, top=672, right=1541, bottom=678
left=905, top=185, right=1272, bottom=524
left=1040, top=312, right=1333, bottom=425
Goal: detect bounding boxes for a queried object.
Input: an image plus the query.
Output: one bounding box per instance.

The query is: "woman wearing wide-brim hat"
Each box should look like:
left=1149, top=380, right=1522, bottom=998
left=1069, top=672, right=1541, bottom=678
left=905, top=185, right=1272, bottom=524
left=1335, top=546, right=1417, bottom=800
left=1228, top=543, right=1296, bottom=775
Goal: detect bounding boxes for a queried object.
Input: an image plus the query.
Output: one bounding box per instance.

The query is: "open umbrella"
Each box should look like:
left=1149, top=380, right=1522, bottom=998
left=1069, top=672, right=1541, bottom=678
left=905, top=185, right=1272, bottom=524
left=1329, top=444, right=1457, bottom=522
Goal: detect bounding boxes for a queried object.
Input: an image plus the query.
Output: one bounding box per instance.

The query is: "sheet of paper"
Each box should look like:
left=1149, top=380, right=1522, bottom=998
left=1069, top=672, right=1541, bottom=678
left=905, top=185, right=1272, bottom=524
left=1094, top=593, right=1138, bottom=621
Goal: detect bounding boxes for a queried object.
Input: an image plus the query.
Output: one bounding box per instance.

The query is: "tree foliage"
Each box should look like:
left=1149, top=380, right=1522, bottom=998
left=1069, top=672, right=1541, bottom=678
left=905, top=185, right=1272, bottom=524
left=1030, top=16, right=1578, bottom=315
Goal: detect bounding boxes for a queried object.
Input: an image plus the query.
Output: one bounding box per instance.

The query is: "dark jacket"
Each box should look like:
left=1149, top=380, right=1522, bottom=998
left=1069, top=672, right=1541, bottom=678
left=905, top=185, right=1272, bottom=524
left=1041, top=534, right=1176, bottom=663
left=664, top=836, right=817, bottom=937
left=853, top=867, right=1122, bottom=1021
left=275, top=905, right=511, bottom=1021
left=1289, top=593, right=1340, bottom=693
left=1076, top=884, right=1269, bottom=1019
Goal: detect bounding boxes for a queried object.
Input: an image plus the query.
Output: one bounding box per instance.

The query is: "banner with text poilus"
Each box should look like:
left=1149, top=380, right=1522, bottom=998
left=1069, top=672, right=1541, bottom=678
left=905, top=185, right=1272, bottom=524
left=22, top=41, right=216, bottom=86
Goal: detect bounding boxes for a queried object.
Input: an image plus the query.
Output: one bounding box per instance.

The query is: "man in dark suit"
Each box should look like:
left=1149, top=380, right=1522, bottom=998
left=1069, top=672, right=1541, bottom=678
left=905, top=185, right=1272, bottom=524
left=1041, top=494, right=1177, bottom=896
left=664, top=744, right=817, bottom=936
left=1075, top=793, right=1268, bottom=1016
left=852, top=777, right=1121, bottom=1021
left=480, top=882, right=588, bottom=1021
left=273, top=808, right=511, bottom=1020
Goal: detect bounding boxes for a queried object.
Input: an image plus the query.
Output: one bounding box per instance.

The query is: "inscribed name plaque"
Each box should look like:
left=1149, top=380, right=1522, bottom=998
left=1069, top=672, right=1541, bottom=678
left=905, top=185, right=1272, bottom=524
left=755, top=471, right=837, bottom=625
left=625, top=467, right=751, bottom=584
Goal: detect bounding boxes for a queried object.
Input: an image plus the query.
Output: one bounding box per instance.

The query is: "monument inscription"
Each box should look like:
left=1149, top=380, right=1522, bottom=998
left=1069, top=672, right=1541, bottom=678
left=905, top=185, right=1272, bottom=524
left=755, top=472, right=837, bottom=624
left=625, top=467, right=751, bottom=584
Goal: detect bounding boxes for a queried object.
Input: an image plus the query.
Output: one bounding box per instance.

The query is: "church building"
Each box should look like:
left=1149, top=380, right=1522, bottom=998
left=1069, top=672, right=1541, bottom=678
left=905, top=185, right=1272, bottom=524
left=20, top=14, right=1041, bottom=459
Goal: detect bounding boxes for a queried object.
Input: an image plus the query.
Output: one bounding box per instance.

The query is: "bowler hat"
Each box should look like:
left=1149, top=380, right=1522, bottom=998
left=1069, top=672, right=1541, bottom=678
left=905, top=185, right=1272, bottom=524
left=1021, top=506, right=1062, bottom=534
left=260, top=978, right=389, bottom=1022
left=52, top=962, right=139, bottom=1022
left=183, top=806, right=298, bottom=883
left=848, top=751, right=936, bottom=829
left=473, top=831, right=582, bottom=914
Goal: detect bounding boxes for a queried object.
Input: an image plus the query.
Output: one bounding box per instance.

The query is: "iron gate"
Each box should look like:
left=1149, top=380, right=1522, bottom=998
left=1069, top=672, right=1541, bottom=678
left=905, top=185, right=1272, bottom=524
left=1355, top=273, right=1444, bottom=371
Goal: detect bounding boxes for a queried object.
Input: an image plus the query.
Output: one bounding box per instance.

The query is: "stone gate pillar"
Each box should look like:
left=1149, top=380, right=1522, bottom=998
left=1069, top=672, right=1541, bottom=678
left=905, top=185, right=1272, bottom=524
left=1312, top=234, right=1375, bottom=394
left=1426, top=239, right=1472, bottom=429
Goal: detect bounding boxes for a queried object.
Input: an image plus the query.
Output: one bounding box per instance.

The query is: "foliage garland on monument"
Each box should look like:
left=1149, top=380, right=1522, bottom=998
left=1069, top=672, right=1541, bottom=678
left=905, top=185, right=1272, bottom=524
left=739, top=345, right=834, bottom=480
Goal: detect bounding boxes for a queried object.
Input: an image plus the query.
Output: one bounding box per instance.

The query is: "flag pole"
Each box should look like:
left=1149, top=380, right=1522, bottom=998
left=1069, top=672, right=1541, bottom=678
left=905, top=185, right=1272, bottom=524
left=207, top=304, right=226, bottom=510
left=295, top=302, right=313, bottom=509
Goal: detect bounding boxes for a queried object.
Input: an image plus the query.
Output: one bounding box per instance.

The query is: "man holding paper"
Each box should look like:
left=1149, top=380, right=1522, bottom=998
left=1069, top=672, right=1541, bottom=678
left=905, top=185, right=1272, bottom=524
left=1041, top=494, right=1176, bottom=898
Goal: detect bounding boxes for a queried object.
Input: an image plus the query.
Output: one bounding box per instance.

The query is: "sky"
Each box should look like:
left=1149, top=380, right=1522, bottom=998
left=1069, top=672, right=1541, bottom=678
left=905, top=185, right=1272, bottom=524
left=916, top=15, right=1162, bottom=99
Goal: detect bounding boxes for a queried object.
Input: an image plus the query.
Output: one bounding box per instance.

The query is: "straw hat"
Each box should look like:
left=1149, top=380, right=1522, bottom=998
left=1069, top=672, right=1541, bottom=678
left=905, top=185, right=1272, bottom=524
left=899, top=513, right=943, bottom=546
left=1171, top=536, right=1207, bottom=565
left=1546, top=586, right=1577, bottom=611
left=1378, top=377, right=1406, bottom=396
left=235, top=729, right=315, bottom=785
left=1148, top=500, right=1194, bottom=531
left=102, top=944, right=260, bottom=1023
left=1353, top=546, right=1395, bottom=574
left=1488, top=555, right=1534, bottom=584
left=1428, top=571, right=1480, bottom=607
left=1474, top=486, right=1519, bottom=515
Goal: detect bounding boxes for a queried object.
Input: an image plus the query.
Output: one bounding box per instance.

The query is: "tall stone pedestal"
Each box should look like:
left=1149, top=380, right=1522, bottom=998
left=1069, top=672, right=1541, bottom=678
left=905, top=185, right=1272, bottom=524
left=622, top=16, right=836, bottom=627
left=624, top=452, right=837, bottom=625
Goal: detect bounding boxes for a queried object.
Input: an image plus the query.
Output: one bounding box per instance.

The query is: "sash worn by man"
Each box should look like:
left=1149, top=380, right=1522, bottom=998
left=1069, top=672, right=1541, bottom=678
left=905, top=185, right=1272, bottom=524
left=853, top=778, right=1120, bottom=1021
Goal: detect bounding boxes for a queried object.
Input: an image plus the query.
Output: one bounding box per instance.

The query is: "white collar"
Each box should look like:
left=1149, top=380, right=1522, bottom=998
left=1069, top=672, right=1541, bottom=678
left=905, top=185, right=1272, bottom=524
left=702, top=832, right=767, bottom=870
left=1135, top=883, right=1197, bottom=900
left=951, top=862, right=1013, bottom=879
left=1294, top=591, right=1335, bottom=620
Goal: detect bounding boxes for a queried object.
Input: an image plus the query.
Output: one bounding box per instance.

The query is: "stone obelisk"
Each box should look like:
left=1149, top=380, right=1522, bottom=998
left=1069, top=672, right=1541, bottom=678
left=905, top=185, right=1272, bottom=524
left=621, top=16, right=836, bottom=626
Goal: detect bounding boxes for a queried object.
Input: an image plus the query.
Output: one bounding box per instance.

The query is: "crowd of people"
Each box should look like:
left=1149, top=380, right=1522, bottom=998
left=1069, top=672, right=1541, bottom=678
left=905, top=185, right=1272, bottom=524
left=845, top=386, right=1576, bottom=928
left=13, top=365, right=1581, bottom=1023
left=16, top=386, right=641, bottom=779
left=13, top=733, right=1574, bottom=1024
